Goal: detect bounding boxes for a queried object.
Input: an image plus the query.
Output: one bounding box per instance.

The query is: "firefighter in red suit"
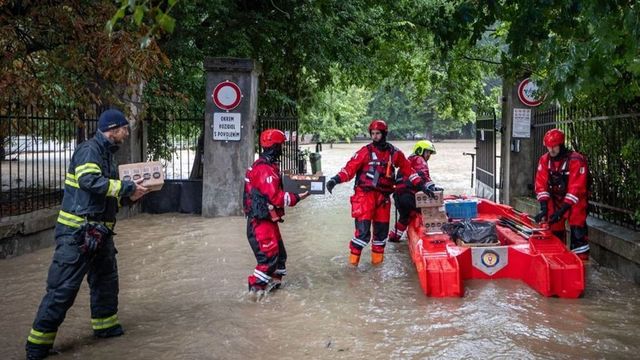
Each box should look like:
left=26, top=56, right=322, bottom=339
left=243, top=129, right=308, bottom=295
left=534, top=128, right=590, bottom=260
left=389, top=140, right=442, bottom=242
left=326, top=120, right=429, bottom=266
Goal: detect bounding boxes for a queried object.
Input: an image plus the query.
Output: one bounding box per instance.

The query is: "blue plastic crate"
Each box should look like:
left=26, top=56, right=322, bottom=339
left=444, top=200, right=478, bottom=219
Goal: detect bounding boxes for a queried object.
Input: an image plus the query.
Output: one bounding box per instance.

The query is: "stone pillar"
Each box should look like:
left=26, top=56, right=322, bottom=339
left=500, top=79, right=538, bottom=205
left=202, top=58, right=260, bottom=217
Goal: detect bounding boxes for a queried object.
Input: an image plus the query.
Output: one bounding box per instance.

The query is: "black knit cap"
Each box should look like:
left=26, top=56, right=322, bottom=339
left=98, top=109, right=129, bottom=132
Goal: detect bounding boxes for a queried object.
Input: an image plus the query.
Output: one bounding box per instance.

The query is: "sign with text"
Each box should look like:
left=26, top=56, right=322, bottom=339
left=212, top=112, right=242, bottom=141
left=512, top=108, right=531, bottom=138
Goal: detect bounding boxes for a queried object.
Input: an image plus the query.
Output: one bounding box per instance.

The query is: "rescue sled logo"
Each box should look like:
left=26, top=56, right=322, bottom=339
left=481, top=250, right=500, bottom=267
left=472, top=247, right=508, bottom=276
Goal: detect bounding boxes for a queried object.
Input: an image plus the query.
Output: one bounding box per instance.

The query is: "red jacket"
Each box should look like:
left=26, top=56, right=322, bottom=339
left=395, top=154, right=433, bottom=193
left=336, top=143, right=421, bottom=194
left=243, top=158, right=300, bottom=219
left=535, top=150, right=588, bottom=206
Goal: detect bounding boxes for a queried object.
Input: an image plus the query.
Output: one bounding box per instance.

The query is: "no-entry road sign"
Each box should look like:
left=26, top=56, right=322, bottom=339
left=212, top=80, right=243, bottom=111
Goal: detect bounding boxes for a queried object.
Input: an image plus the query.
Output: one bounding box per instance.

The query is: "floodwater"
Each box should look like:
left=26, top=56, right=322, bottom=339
left=1, top=140, right=639, bottom=359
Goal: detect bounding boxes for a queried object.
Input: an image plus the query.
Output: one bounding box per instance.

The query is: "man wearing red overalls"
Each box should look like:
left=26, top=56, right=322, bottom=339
left=389, top=140, right=442, bottom=242
left=534, top=128, right=590, bottom=260
left=243, top=129, right=308, bottom=297
left=326, top=120, right=427, bottom=266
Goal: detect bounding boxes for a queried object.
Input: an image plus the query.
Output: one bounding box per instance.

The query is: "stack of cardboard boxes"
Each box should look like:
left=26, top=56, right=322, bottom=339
left=415, top=190, right=448, bottom=233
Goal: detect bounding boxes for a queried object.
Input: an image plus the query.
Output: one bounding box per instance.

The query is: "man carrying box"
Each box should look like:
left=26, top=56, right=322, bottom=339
left=26, top=109, right=149, bottom=360
left=325, top=119, right=430, bottom=266
left=389, top=140, right=443, bottom=242
left=243, top=129, right=309, bottom=299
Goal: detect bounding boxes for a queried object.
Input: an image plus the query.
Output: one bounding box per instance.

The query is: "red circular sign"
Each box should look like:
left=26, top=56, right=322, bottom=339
left=517, top=78, right=544, bottom=107
left=212, top=81, right=242, bottom=111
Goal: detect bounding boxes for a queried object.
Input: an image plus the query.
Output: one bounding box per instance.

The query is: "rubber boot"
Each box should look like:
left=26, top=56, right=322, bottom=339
left=371, top=252, right=384, bottom=265
left=576, top=251, right=589, bottom=263
left=271, top=275, right=283, bottom=289
left=94, top=324, right=124, bottom=338
left=349, top=253, right=360, bottom=266
left=388, top=230, right=401, bottom=243
left=25, top=342, right=52, bottom=360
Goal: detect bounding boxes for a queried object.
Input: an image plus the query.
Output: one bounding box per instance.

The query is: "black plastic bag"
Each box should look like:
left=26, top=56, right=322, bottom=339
left=442, top=220, right=498, bottom=244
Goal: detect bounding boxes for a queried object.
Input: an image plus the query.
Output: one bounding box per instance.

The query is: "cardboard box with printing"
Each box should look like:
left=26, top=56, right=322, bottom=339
left=420, top=206, right=448, bottom=232
left=282, top=174, right=326, bottom=195
left=118, top=161, right=164, bottom=192
left=415, top=190, right=444, bottom=208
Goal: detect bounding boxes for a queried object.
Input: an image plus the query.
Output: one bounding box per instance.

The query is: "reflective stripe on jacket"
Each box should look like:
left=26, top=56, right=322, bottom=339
left=56, top=131, right=135, bottom=235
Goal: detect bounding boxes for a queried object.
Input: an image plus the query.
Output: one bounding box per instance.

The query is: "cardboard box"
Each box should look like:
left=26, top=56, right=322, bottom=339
left=118, top=161, right=164, bottom=192
left=415, top=190, right=444, bottom=208
left=282, top=174, right=326, bottom=195
left=420, top=206, right=448, bottom=232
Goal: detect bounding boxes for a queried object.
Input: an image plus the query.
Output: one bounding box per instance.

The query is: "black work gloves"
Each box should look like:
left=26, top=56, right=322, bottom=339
left=549, top=203, right=571, bottom=224
left=326, top=175, right=340, bottom=194
left=534, top=201, right=548, bottom=223
left=422, top=184, right=436, bottom=199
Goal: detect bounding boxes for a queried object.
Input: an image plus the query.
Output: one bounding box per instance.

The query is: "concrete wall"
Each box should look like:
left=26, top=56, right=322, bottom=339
left=513, top=196, right=640, bottom=285
left=201, top=58, right=260, bottom=217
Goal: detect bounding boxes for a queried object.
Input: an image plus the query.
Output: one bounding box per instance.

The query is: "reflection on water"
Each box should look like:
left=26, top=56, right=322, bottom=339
left=0, top=140, right=638, bottom=359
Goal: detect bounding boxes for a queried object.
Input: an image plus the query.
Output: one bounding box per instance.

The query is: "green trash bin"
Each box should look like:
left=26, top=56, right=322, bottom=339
left=309, top=152, right=322, bottom=174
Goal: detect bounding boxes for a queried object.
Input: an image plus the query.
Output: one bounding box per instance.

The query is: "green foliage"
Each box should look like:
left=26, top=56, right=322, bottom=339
left=445, top=1, right=640, bottom=109
left=141, top=1, right=500, bottom=139
left=0, top=1, right=168, bottom=111
left=298, top=70, right=371, bottom=143
left=107, top=0, right=179, bottom=48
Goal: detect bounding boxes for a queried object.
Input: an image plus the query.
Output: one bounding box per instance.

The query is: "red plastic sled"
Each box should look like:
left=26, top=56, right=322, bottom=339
left=407, top=198, right=585, bottom=298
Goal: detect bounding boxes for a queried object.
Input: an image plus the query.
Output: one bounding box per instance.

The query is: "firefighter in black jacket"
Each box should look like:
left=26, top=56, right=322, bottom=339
left=25, top=109, right=149, bottom=360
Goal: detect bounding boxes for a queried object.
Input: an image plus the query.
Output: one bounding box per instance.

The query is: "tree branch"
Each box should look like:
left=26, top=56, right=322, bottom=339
left=461, top=55, right=501, bottom=65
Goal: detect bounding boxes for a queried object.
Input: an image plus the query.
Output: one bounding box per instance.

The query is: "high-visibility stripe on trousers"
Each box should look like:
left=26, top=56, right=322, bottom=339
left=246, top=218, right=287, bottom=290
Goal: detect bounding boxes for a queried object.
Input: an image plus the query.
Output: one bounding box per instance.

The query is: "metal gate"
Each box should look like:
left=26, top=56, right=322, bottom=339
left=475, top=110, right=498, bottom=200
left=257, top=115, right=299, bottom=173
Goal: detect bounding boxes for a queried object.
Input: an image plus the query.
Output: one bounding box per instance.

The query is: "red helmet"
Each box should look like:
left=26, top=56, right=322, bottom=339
left=368, top=119, right=388, bottom=133
left=260, top=129, right=286, bottom=147
left=543, top=128, right=565, bottom=147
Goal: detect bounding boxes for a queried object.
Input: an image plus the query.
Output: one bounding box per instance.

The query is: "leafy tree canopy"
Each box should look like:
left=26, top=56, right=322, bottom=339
left=0, top=0, right=168, bottom=111
left=441, top=0, right=640, bottom=109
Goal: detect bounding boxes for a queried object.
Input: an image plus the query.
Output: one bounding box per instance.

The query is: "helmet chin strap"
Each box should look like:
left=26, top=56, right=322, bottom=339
left=262, top=144, right=283, bottom=163
left=550, top=144, right=568, bottom=159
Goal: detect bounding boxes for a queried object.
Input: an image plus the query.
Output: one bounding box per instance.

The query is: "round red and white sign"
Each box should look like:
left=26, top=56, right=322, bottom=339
left=212, top=80, right=242, bottom=111
left=517, top=78, right=544, bottom=107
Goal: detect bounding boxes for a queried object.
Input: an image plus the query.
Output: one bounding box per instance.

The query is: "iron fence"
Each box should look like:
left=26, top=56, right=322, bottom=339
left=475, top=110, right=498, bottom=195
left=1, top=105, right=101, bottom=218
left=257, top=116, right=300, bottom=174
left=532, top=107, right=640, bottom=230
left=145, top=111, right=205, bottom=180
